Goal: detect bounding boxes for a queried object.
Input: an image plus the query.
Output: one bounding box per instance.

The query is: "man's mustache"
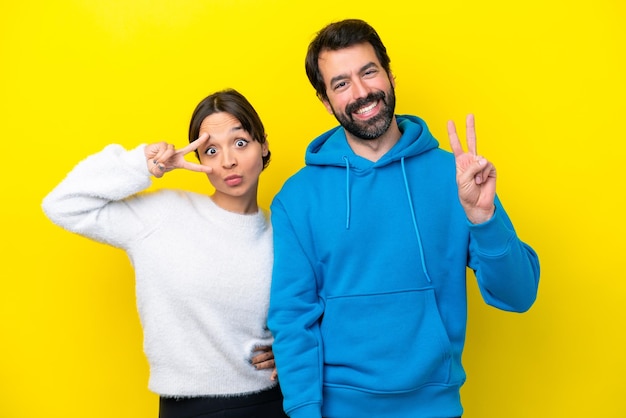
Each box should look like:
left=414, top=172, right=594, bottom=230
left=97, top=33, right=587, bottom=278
left=345, top=91, right=386, bottom=115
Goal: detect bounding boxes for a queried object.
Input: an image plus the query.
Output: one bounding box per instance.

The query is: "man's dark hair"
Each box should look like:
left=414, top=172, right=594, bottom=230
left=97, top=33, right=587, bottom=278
left=305, top=19, right=392, bottom=101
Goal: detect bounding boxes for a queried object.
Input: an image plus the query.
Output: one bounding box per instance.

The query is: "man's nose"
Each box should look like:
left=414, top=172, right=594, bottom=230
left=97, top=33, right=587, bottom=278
left=351, top=78, right=370, bottom=100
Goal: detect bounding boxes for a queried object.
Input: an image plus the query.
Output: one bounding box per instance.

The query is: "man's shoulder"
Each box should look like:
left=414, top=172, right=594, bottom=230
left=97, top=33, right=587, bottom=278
left=282, top=165, right=322, bottom=185
left=273, top=165, right=326, bottom=205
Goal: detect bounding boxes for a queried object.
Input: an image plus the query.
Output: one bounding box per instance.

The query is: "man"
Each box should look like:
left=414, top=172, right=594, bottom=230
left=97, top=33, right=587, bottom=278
left=268, top=19, right=540, bottom=418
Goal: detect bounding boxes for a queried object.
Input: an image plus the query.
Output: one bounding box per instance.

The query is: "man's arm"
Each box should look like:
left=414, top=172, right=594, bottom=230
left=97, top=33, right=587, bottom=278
left=268, top=197, right=325, bottom=418
left=468, top=197, right=540, bottom=312
left=448, top=114, right=540, bottom=311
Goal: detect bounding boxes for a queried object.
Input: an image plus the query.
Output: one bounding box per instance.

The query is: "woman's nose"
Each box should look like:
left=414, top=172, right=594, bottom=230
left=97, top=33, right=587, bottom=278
left=221, top=150, right=237, bottom=168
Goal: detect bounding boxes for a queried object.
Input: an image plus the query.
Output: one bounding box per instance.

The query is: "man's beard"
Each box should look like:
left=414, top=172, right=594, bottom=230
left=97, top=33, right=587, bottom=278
left=330, top=87, right=396, bottom=140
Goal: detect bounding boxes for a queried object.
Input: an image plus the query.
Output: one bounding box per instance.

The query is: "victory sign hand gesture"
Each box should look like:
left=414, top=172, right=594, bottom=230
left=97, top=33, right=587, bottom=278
left=447, top=114, right=496, bottom=224
left=144, top=133, right=212, bottom=178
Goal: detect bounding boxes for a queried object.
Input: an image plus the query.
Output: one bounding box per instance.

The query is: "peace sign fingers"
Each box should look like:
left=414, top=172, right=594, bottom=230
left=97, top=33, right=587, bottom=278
left=175, top=133, right=213, bottom=174
left=447, top=113, right=477, bottom=157
left=145, top=133, right=212, bottom=177
left=446, top=113, right=497, bottom=224
left=465, top=113, right=477, bottom=156
left=176, top=132, right=209, bottom=156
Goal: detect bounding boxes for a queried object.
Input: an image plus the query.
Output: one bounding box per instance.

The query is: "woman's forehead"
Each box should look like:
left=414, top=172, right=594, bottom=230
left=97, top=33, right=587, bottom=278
left=199, top=112, right=245, bottom=137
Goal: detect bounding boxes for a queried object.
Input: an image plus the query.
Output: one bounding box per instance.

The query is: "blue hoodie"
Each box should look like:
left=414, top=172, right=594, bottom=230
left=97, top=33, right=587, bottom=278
left=268, top=115, right=540, bottom=418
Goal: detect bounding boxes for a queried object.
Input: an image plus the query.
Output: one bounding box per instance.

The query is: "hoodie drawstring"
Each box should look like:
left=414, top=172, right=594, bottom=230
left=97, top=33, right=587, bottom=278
left=342, top=156, right=351, bottom=229
left=401, top=157, right=432, bottom=283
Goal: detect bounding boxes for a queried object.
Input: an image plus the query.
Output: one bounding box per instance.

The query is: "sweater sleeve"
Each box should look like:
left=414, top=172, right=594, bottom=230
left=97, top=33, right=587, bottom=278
left=267, top=197, right=324, bottom=418
left=41, top=144, right=155, bottom=249
left=468, top=196, right=540, bottom=312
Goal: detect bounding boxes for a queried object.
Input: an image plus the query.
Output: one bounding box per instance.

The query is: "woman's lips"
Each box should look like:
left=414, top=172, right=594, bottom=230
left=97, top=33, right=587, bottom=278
left=224, top=175, right=243, bottom=186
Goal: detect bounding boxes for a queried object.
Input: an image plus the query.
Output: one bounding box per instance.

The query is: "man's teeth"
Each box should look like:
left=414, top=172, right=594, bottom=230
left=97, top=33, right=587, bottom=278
left=355, top=102, right=377, bottom=114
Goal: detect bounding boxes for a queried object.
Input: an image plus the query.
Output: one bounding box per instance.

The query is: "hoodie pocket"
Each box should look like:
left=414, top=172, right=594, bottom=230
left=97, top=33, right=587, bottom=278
left=320, top=288, right=452, bottom=393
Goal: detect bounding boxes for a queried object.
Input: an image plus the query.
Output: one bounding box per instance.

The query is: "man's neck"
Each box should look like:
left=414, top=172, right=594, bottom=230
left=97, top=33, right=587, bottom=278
left=345, top=120, right=402, bottom=162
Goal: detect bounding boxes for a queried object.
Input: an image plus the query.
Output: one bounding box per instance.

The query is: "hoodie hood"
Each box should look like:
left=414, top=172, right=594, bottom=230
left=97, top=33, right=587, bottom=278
left=303, top=115, right=440, bottom=284
left=305, top=114, right=439, bottom=169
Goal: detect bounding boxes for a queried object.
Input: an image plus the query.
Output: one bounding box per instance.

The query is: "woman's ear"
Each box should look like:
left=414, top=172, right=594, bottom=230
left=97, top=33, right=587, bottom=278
left=262, top=136, right=269, bottom=157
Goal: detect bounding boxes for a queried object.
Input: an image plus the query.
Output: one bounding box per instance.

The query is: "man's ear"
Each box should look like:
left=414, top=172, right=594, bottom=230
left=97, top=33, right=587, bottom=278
left=322, top=99, right=334, bottom=115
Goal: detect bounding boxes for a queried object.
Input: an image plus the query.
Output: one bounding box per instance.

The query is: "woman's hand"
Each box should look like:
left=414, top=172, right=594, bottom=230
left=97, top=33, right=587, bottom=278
left=251, top=345, right=278, bottom=381
left=144, top=133, right=212, bottom=178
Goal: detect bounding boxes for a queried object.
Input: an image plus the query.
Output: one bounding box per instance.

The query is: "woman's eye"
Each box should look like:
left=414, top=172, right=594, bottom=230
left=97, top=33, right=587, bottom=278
left=235, top=139, right=249, bottom=147
left=204, top=147, right=217, bottom=156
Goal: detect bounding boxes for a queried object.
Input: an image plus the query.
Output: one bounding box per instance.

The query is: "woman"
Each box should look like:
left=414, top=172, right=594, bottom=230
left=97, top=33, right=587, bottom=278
left=42, top=89, right=287, bottom=418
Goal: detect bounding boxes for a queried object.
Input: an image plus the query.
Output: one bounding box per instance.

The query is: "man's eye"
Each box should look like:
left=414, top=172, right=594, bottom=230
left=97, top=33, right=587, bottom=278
left=333, top=81, right=347, bottom=90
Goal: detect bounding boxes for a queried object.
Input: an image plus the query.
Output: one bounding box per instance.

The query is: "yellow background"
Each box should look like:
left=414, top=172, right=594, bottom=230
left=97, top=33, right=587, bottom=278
left=1, top=1, right=624, bottom=417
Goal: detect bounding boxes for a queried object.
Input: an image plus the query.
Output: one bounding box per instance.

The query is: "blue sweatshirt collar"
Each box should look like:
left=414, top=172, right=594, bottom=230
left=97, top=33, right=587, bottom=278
left=305, top=115, right=438, bottom=283
left=305, top=115, right=439, bottom=170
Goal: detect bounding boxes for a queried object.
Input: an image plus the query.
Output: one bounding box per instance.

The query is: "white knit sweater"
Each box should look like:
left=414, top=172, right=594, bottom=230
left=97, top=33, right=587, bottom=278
left=42, top=144, right=275, bottom=397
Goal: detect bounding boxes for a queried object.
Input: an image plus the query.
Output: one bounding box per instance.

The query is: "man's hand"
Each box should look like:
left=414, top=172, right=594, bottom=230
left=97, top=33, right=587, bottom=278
left=447, top=114, right=496, bottom=224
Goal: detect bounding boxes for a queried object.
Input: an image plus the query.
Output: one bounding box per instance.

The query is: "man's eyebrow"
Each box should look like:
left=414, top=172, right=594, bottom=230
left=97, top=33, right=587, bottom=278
left=328, top=62, right=378, bottom=87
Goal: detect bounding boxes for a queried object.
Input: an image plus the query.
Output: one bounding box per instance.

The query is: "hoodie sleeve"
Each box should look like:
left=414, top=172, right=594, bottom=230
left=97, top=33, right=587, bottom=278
left=41, top=144, right=155, bottom=249
left=468, top=197, right=540, bottom=312
left=268, top=197, right=325, bottom=418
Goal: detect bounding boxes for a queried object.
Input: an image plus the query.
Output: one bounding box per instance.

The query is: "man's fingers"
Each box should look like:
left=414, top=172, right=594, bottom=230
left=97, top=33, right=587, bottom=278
left=447, top=120, right=464, bottom=157
left=460, top=157, right=493, bottom=185
left=448, top=114, right=478, bottom=157
left=466, top=114, right=477, bottom=156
